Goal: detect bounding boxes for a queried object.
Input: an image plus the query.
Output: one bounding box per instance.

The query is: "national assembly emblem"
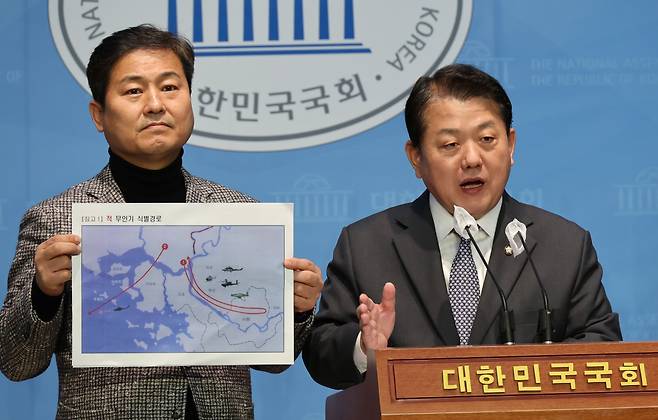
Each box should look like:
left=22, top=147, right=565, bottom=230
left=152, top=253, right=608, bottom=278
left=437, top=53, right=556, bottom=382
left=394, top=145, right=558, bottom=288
left=50, top=0, right=472, bottom=151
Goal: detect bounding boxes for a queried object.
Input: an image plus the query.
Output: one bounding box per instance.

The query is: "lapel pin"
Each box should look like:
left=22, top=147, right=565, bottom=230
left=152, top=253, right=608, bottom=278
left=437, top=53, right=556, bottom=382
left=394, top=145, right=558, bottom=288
left=504, top=245, right=513, bottom=256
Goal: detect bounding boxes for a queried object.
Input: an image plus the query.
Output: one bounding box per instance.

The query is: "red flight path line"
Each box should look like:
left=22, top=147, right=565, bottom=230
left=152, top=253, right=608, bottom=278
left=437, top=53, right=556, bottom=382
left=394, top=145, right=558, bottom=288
left=87, top=243, right=169, bottom=316
left=190, top=226, right=213, bottom=255
left=181, top=258, right=267, bottom=315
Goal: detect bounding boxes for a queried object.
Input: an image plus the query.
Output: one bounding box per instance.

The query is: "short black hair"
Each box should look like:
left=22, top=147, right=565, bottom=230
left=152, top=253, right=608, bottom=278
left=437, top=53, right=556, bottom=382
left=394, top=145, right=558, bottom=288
left=404, top=64, right=513, bottom=147
left=86, top=24, right=194, bottom=105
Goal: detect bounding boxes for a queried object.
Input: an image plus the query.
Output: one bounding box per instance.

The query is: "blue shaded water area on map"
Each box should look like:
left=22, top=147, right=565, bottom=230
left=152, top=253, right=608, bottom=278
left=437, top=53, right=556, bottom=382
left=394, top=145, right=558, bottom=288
left=81, top=246, right=190, bottom=353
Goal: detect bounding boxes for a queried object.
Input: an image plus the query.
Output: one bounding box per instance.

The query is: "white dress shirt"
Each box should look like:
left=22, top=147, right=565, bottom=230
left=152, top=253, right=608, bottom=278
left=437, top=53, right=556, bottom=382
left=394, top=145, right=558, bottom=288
left=353, top=194, right=503, bottom=373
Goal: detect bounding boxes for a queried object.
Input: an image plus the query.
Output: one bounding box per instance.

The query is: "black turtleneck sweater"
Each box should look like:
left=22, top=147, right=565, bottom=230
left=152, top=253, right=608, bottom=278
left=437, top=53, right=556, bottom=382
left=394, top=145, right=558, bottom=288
left=108, top=148, right=186, bottom=203
left=32, top=149, right=199, bottom=419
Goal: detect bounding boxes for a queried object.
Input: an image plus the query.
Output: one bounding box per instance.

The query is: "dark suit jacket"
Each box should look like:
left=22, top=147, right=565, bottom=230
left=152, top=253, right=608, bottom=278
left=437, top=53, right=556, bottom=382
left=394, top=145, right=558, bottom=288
left=303, top=191, right=621, bottom=389
left=0, top=166, right=313, bottom=419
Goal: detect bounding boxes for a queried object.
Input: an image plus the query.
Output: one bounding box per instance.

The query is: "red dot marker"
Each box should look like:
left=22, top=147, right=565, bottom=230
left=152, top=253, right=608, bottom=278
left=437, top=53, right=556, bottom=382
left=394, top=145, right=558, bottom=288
left=162, top=243, right=168, bottom=250
left=180, top=259, right=187, bottom=266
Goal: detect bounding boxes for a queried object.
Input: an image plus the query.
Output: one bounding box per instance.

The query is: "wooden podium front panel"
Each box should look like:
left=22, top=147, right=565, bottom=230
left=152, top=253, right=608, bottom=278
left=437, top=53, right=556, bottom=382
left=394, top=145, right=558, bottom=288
left=375, top=342, right=658, bottom=419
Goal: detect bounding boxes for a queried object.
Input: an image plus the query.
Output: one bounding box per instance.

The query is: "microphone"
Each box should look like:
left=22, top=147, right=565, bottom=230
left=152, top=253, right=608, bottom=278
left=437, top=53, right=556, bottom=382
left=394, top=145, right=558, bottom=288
left=454, top=206, right=515, bottom=345
left=505, top=219, right=553, bottom=344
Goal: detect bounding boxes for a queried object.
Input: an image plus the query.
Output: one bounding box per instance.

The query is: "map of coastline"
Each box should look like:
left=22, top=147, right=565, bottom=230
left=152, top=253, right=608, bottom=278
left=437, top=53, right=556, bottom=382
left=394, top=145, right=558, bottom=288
left=81, top=225, right=285, bottom=354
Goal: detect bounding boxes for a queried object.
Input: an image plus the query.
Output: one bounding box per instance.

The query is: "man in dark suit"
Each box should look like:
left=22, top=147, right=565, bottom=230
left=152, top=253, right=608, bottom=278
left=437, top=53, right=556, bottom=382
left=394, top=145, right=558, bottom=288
left=302, top=64, right=621, bottom=390
left=0, top=25, right=322, bottom=419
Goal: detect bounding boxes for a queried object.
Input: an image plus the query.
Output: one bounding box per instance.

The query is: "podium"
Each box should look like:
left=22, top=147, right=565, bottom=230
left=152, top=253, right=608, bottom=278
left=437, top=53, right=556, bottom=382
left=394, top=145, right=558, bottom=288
left=326, top=342, right=658, bottom=419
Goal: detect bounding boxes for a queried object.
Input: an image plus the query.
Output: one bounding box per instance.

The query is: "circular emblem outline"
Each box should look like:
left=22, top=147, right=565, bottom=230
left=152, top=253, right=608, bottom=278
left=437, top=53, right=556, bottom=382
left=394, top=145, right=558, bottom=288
left=50, top=0, right=472, bottom=151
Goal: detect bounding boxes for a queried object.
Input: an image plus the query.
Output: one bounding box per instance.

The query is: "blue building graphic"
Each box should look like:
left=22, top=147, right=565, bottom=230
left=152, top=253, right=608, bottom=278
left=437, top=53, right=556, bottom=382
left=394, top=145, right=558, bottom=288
left=168, top=0, right=370, bottom=56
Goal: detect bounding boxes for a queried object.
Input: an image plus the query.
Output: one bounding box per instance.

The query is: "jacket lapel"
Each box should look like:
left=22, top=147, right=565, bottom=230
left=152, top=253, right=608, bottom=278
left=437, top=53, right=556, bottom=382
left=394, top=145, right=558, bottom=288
left=392, top=191, right=460, bottom=345
left=85, top=166, right=125, bottom=203
left=184, top=169, right=210, bottom=203
left=469, top=192, right=536, bottom=344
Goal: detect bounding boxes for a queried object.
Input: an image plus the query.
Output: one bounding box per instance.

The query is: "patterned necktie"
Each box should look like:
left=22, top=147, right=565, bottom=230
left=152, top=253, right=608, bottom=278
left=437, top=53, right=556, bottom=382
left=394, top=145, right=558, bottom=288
left=448, top=236, right=480, bottom=345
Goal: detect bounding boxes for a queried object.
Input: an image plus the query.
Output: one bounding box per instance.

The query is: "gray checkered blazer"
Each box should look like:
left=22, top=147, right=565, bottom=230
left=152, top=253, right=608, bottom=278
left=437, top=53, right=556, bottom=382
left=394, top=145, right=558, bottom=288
left=0, top=166, right=313, bottom=419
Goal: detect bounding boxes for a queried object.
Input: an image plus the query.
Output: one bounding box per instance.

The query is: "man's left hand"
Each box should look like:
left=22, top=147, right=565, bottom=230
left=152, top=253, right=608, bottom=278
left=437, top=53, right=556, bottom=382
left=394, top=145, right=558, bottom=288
left=284, top=258, right=323, bottom=313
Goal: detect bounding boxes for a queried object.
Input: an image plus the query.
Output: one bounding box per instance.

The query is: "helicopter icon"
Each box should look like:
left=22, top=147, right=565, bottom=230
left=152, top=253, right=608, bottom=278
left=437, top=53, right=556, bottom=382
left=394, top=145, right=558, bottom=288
left=221, top=279, right=239, bottom=288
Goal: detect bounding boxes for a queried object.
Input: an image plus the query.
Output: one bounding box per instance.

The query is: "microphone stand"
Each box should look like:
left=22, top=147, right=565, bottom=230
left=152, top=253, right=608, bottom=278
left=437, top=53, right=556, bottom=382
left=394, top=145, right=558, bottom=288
left=464, top=226, right=515, bottom=345
left=518, top=234, right=553, bottom=344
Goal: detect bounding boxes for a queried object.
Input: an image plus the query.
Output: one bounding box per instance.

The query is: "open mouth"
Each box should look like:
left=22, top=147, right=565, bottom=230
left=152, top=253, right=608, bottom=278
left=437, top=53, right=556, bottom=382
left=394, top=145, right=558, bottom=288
left=460, top=179, right=484, bottom=190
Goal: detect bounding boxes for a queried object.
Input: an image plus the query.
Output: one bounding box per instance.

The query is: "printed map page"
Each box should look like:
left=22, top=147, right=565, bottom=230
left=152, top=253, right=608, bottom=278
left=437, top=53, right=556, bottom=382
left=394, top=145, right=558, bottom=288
left=81, top=224, right=285, bottom=357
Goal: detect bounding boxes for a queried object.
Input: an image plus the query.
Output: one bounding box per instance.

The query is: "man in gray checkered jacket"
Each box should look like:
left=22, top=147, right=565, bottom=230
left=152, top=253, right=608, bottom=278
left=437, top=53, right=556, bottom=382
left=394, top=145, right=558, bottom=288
left=0, top=25, right=323, bottom=419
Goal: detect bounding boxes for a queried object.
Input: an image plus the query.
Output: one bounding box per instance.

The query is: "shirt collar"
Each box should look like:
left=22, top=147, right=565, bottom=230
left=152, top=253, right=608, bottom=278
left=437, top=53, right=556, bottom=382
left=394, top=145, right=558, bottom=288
left=429, top=193, right=503, bottom=240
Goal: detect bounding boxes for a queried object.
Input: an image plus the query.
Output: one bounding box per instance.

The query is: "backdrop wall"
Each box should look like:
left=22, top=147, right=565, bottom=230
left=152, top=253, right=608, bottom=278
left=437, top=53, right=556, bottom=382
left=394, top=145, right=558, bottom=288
left=1, top=1, right=657, bottom=419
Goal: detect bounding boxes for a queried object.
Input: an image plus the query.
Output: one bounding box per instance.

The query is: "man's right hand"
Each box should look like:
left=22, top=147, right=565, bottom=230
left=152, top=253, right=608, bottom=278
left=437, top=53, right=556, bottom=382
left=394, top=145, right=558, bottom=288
left=357, top=282, right=396, bottom=353
left=35, top=234, right=81, bottom=297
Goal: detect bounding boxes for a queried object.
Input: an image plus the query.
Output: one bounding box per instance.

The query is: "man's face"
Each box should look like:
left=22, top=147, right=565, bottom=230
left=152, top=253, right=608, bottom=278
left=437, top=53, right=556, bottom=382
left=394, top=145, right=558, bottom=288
left=405, top=96, right=516, bottom=219
left=89, top=49, right=193, bottom=170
